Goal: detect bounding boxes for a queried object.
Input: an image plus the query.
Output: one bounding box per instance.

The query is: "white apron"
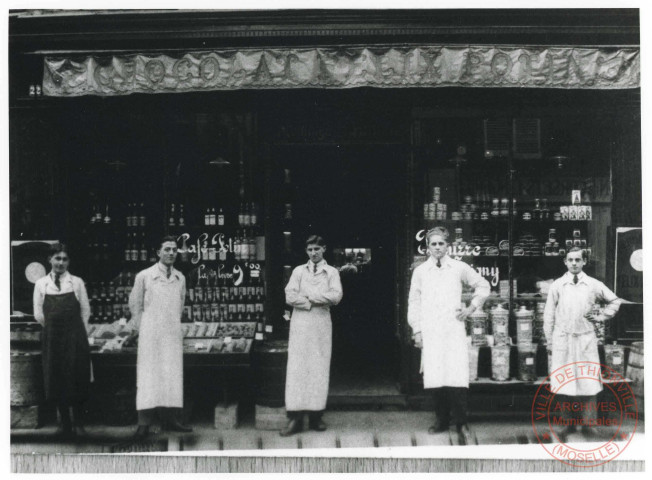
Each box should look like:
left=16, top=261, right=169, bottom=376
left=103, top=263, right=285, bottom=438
left=550, top=331, right=602, bottom=396
left=420, top=267, right=469, bottom=389
left=136, top=276, right=184, bottom=410
left=285, top=269, right=335, bottom=411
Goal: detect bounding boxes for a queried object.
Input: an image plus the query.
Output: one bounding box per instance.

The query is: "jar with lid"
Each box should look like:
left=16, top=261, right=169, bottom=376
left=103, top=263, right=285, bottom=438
left=517, top=343, right=537, bottom=381
left=490, top=304, right=510, bottom=347
left=469, top=308, right=488, bottom=347
left=515, top=305, right=534, bottom=345
left=491, top=345, right=511, bottom=381
left=604, top=342, right=626, bottom=377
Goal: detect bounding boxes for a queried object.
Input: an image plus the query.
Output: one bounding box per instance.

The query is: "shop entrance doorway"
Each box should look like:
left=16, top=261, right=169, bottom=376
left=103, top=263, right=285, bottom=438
left=276, top=145, right=405, bottom=399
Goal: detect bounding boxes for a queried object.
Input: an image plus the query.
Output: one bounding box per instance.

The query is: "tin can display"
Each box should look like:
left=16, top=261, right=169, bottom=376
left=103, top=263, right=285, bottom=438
left=468, top=346, right=480, bottom=381
left=491, top=346, right=511, bottom=381
left=573, top=239, right=582, bottom=247
left=451, top=212, right=462, bottom=221
left=553, top=212, right=562, bottom=221
left=433, top=186, right=441, bottom=198
left=569, top=205, right=578, bottom=221
left=522, top=212, right=532, bottom=221
left=515, top=305, right=534, bottom=345
left=481, top=212, right=490, bottom=220
left=585, top=205, right=592, bottom=221
left=517, top=344, right=537, bottom=381
left=548, top=229, right=557, bottom=242
left=560, top=206, right=569, bottom=221
left=578, top=205, right=587, bottom=220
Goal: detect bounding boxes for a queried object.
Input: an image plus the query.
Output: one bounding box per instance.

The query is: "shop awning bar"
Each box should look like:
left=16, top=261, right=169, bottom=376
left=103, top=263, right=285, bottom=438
left=42, top=45, right=640, bottom=97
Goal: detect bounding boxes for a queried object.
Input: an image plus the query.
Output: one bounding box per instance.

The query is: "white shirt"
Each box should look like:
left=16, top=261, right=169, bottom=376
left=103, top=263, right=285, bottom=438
left=544, top=271, right=621, bottom=339
left=408, top=255, right=490, bottom=336
left=33, top=271, right=91, bottom=325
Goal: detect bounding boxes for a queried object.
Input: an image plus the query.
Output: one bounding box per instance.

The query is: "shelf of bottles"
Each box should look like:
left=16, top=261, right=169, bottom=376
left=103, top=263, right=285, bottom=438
left=84, top=199, right=268, bottom=337
left=166, top=200, right=266, bottom=341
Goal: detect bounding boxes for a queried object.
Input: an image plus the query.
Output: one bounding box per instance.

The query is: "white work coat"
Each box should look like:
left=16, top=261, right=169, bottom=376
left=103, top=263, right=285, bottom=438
left=129, top=263, right=186, bottom=410
left=544, top=271, right=621, bottom=396
left=284, top=260, right=343, bottom=411
left=408, top=255, right=490, bottom=389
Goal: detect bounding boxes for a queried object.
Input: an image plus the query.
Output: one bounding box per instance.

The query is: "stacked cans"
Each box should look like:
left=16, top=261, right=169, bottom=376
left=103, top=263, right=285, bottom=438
left=559, top=189, right=592, bottom=221
left=423, top=186, right=447, bottom=220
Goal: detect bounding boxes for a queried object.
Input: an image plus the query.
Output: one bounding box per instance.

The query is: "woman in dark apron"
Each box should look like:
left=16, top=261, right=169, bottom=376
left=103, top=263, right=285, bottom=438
left=33, top=243, right=91, bottom=438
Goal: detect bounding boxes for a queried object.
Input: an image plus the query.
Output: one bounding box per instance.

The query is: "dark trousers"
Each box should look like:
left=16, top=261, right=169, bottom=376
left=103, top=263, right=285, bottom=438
left=555, top=394, right=598, bottom=426
left=287, top=410, right=323, bottom=422
left=138, top=407, right=183, bottom=426
left=430, top=387, right=469, bottom=427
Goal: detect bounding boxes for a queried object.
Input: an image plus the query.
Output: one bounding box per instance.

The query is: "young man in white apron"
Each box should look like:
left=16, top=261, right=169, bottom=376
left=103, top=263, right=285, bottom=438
left=408, top=227, right=490, bottom=442
left=544, top=247, right=621, bottom=439
left=129, top=235, right=192, bottom=439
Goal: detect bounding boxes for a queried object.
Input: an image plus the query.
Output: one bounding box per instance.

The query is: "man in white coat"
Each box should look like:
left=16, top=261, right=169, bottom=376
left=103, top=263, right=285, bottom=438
left=544, top=247, right=621, bottom=438
left=408, top=227, right=490, bottom=438
left=129, top=235, right=192, bottom=439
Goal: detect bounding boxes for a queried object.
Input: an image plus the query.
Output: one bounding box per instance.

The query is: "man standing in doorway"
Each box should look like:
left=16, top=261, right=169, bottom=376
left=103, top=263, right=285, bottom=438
left=408, top=227, right=490, bottom=442
left=544, top=247, right=621, bottom=439
left=129, top=235, right=192, bottom=439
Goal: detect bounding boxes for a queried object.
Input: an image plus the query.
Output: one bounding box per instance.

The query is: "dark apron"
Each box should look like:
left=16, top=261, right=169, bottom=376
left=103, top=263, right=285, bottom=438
left=42, top=291, right=91, bottom=404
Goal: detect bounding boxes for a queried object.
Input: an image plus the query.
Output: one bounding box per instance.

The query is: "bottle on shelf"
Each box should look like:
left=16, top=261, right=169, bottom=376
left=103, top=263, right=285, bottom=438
left=243, top=203, right=251, bottom=227
left=533, top=198, right=541, bottom=221
left=217, top=207, right=225, bottom=226
left=251, top=202, right=258, bottom=226
left=139, top=202, right=146, bottom=227
left=169, top=203, right=176, bottom=227
left=238, top=202, right=245, bottom=227
left=130, top=232, right=139, bottom=262
left=139, top=233, right=148, bottom=262
left=541, top=198, right=550, bottom=221
left=103, top=205, right=111, bottom=225
left=178, top=204, right=185, bottom=227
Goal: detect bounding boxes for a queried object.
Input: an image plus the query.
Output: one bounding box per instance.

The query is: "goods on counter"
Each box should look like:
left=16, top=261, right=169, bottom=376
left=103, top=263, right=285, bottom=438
left=490, top=304, right=510, bottom=347
left=181, top=322, right=256, bottom=339
left=491, top=345, right=511, bottom=381
left=604, top=342, right=626, bottom=377
left=515, top=305, right=534, bottom=345
left=468, top=345, right=479, bottom=381
left=517, top=344, right=537, bottom=381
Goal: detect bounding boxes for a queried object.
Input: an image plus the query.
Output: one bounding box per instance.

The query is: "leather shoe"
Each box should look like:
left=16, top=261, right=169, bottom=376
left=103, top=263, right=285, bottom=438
left=280, top=418, right=302, bottom=437
left=309, top=419, right=327, bottom=432
left=457, top=424, right=477, bottom=445
left=428, top=418, right=449, bottom=434
left=133, top=425, right=150, bottom=440
left=166, top=419, right=193, bottom=433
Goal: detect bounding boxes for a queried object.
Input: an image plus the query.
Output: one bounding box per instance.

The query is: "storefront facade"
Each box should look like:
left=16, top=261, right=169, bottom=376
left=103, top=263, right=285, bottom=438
left=9, top=9, right=641, bottom=416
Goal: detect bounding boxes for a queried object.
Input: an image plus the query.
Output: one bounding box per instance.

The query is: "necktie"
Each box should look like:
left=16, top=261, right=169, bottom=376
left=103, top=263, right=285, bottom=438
left=54, top=273, right=61, bottom=290
left=573, top=274, right=578, bottom=284
left=437, top=259, right=442, bottom=268
left=313, top=263, right=317, bottom=274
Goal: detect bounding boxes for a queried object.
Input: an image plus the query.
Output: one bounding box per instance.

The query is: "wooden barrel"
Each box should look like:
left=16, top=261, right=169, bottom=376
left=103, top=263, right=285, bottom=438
left=253, top=340, right=288, bottom=408
left=627, top=342, right=644, bottom=398
left=10, top=352, right=44, bottom=406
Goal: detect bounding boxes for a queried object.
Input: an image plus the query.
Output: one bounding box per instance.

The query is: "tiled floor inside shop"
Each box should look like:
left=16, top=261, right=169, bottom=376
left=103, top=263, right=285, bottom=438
left=11, top=411, right=644, bottom=454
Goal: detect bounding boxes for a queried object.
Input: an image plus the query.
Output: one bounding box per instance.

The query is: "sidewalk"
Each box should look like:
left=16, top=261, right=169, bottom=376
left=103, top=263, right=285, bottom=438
left=10, top=411, right=644, bottom=454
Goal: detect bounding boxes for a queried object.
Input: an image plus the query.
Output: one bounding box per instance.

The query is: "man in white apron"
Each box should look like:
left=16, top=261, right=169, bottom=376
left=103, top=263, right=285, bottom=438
left=544, top=247, right=621, bottom=438
left=129, top=235, right=191, bottom=439
left=408, top=227, right=490, bottom=440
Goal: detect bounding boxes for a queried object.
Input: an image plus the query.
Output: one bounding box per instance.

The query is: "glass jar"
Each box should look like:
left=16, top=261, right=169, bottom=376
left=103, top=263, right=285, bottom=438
left=491, top=345, right=511, bottom=381
left=470, top=308, right=488, bottom=347
left=517, top=343, right=537, bottom=381
left=515, top=305, right=534, bottom=345
left=490, top=304, right=510, bottom=347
